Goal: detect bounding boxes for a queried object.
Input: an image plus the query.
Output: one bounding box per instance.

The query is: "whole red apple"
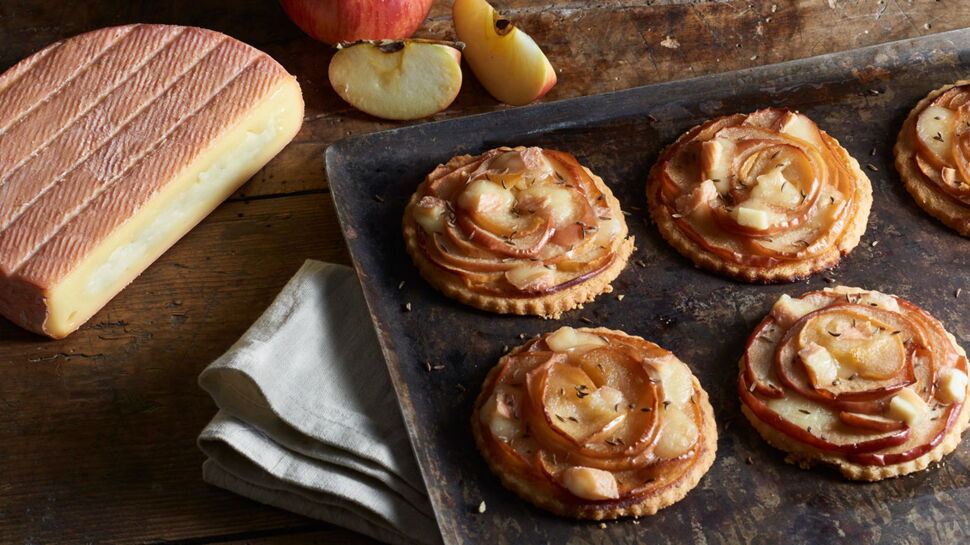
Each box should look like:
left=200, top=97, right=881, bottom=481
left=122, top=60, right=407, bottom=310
left=279, top=0, right=433, bottom=44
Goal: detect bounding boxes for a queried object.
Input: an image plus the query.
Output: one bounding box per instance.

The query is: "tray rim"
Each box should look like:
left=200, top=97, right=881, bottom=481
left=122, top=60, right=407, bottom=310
left=324, top=27, right=970, bottom=545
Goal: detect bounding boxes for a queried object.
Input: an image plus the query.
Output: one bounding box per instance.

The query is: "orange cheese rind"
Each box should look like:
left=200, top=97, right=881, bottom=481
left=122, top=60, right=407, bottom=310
left=0, top=24, right=304, bottom=337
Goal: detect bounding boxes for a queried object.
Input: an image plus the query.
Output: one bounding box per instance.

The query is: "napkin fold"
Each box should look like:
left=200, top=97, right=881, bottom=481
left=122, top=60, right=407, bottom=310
left=197, top=260, right=440, bottom=545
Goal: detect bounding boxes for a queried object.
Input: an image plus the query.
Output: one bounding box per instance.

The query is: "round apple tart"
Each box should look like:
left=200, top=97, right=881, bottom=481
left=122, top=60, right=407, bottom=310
left=647, top=108, right=872, bottom=283
left=894, top=81, right=970, bottom=236
left=739, top=286, right=969, bottom=480
left=473, top=326, right=717, bottom=518
left=403, top=146, right=634, bottom=318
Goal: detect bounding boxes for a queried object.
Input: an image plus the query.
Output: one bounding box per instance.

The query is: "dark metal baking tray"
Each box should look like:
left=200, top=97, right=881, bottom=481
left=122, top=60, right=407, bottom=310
left=325, top=29, right=970, bottom=545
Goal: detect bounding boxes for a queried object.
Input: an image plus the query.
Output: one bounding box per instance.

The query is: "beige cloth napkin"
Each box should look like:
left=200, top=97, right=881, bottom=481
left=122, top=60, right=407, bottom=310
left=197, top=260, right=441, bottom=545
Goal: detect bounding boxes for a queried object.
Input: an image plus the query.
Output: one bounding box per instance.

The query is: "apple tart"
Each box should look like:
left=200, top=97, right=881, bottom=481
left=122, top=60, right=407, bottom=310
left=473, top=326, right=717, bottom=519
left=647, top=108, right=872, bottom=282
left=403, top=146, right=634, bottom=318
left=894, top=81, right=970, bottom=235
left=739, top=286, right=970, bottom=480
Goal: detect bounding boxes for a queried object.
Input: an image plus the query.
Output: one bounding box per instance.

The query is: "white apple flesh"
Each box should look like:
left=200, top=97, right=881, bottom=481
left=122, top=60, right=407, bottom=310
left=452, top=0, right=557, bottom=106
left=328, top=40, right=463, bottom=120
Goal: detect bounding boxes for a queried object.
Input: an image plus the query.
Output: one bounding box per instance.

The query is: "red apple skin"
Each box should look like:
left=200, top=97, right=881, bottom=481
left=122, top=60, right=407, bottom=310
left=847, top=403, right=961, bottom=465
left=279, top=0, right=433, bottom=44
left=838, top=411, right=907, bottom=432
left=739, top=374, right=911, bottom=455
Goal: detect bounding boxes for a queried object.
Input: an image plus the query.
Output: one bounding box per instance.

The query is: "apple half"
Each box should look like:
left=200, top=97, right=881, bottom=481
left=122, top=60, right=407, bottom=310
left=328, top=39, right=464, bottom=120
left=453, top=0, right=557, bottom=106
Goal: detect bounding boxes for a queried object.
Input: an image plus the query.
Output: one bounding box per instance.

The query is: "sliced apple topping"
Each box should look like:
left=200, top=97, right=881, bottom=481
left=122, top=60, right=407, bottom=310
left=560, top=466, right=620, bottom=500
left=915, top=105, right=955, bottom=162
left=822, top=286, right=901, bottom=312
left=799, top=314, right=906, bottom=381
left=675, top=178, right=718, bottom=216
left=453, top=0, right=557, bottom=106
left=653, top=108, right=865, bottom=272
left=654, top=403, right=698, bottom=459
left=942, top=166, right=960, bottom=187
left=413, top=196, right=448, bottom=233
left=750, top=165, right=802, bottom=207
left=458, top=179, right=514, bottom=213
left=540, top=362, right=627, bottom=444
left=742, top=288, right=965, bottom=467
left=842, top=333, right=905, bottom=381
left=574, top=347, right=647, bottom=399
left=505, top=264, right=555, bottom=292
left=838, top=411, right=906, bottom=432
left=937, top=368, right=968, bottom=404
left=411, top=146, right=626, bottom=298
left=545, top=326, right=607, bottom=353
left=653, top=357, right=694, bottom=405
left=456, top=178, right=525, bottom=234
left=480, top=385, right=522, bottom=440
left=799, top=342, right=839, bottom=388
left=700, top=138, right=735, bottom=184
left=480, top=329, right=711, bottom=501
left=518, top=185, right=578, bottom=227
left=777, top=110, right=822, bottom=147
left=770, top=293, right=817, bottom=329
left=905, top=87, right=970, bottom=211
left=888, top=387, right=928, bottom=426
left=328, top=40, right=463, bottom=120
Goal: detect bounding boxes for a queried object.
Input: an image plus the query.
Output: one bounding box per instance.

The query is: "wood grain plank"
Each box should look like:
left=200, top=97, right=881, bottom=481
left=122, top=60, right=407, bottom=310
left=230, top=0, right=970, bottom=199
left=10, top=2, right=967, bottom=199
left=207, top=526, right=383, bottom=545
left=0, top=193, right=348, bottom=544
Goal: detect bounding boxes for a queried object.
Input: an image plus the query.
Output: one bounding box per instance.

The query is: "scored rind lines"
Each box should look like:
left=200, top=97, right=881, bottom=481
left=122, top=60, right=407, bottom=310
left=0, top=40, right=62, bottom=97
left=0, top=26, right=189, bottom=231
left=21, top=56, right=279, bottom=284
left=0, top=25, right=136, bottom=137
left=0, top=29, right=222, bottom=260
left=9, top=47, right=266, bottom=279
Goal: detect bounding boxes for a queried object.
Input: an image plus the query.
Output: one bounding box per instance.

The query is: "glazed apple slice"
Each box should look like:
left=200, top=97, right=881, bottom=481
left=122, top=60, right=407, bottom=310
left=328, top=39, right=463, bottom=120
left=452, top=0, right=557, bottom=106
left=838, top=411, right=906, bottom=432
left=739, top=374, right=911, bottom=454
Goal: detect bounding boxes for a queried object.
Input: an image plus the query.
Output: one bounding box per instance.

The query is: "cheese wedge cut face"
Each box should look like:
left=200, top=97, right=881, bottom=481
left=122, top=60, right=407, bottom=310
left=0, top=25, right=304, bottom=338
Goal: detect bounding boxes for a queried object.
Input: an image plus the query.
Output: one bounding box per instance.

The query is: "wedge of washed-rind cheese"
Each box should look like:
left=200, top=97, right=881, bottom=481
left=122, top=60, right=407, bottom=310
left=0, top=24, right=304, bottom=338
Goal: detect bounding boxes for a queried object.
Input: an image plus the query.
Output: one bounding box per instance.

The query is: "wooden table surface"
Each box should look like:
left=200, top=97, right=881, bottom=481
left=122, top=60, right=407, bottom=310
left=0, top=1, right=967, bottom=543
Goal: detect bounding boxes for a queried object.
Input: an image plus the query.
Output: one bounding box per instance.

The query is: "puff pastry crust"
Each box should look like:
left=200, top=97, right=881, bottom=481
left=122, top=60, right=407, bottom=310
left=403, top=146, right=634, bottom=318
left=473, top=327, right=717, bottom=519
left=647, top=108, right=872, bottom=283
left=739, top=286, right=969, bottom=480
left=894, top=80, right=970, bottom=236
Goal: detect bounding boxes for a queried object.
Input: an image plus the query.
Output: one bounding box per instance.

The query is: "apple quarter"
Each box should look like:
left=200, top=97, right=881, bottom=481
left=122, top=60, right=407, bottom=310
left=402, top=146, right=634, bottom=318
left=647, top=108, right=872, bottom=283
left=473, top=326, right=717, bottom=519
left=452, top=0, right=557, bottom=106
left=894, top=80, right=970, bottom=236
left=739, top=286, right=970, bottom=480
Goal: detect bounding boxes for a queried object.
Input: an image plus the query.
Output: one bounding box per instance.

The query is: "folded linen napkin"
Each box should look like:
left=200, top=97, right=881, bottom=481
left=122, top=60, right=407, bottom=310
left=197, top=260, right=441, bottom=545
